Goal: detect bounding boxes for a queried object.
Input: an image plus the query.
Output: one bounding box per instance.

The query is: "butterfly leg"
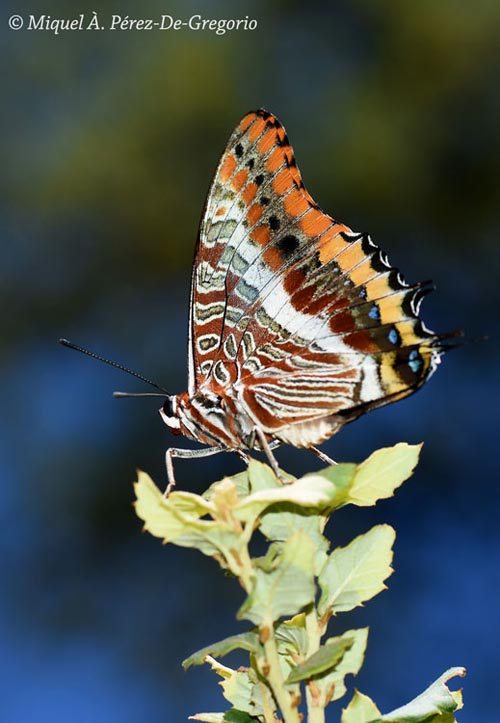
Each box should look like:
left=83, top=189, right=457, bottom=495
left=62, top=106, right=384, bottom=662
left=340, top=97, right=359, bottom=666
left=309, top=446, right=337, bottom=466
left=164, top=445, right=226, bottom=496
left=253, top=426, right=281, bottom=478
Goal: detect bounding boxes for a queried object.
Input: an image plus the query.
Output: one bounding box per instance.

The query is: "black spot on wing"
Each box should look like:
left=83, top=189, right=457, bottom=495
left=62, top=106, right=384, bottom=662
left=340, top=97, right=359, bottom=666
left=277, top=234, right=300, bottom=259
left=394, top=346, right=426, bottom=386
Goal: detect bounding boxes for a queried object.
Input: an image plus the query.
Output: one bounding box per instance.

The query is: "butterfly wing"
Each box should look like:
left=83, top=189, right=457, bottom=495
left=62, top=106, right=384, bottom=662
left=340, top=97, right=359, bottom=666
left=189, top=109, right=449, bottom=442
left=188, top=109, right=351, bottom=393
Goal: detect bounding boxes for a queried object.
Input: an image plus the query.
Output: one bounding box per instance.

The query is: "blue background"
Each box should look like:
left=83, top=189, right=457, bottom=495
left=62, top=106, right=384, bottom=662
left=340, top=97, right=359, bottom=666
left=2, top=1, right=499, bottom=721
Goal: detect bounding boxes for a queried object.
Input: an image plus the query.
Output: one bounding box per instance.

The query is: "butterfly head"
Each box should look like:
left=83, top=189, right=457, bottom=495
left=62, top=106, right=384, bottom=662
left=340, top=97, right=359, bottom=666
left=159, top=395, right=182, bottom=435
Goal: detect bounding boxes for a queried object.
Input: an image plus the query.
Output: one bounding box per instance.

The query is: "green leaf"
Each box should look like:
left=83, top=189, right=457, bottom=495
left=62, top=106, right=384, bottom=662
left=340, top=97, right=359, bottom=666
left=286, top=636, right=354, bottom=683
left=275, top=614, right=308, bottom=658
left=342, top=691, right=382, bottom=723
left=313, top=628, right=369, bottom=705
left=259, top=506, right=329, bottom=575
left=273, top=614, right=309, bottom=679
left=255, top=464, right=336, bottom=574
left=382, top=667, right=465, bottom=722
left=224, top=711, right=263, bottom=723
left=134, top=472, right=245, bottom=567
left=318, top=525, right=395, bottom=616
left=220, top=668, right=264, bottom=718
left=183, top=632, right=261, bottom=670
left=300, top=628, right=368, bottom=707
left=248, top=459, right=283, bottom=491
left=340, top=667, right=466, bottom=723
left=134, top=474, right=219, bottom=555
left=309, top=463, right=358, bottom=500
left=204, top=469, right=251, bottom=500
left=134, top=471, right=211, bottom=534
left=233, top=474, right=341, bottom=524
left=346, top=443, right=422, bottom=507
left=238, top=530, right=316, bottom=626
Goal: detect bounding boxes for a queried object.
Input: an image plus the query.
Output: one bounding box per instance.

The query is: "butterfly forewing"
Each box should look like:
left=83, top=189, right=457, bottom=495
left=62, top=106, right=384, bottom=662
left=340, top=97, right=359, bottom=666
left=189, top=111, right=350, bottom=384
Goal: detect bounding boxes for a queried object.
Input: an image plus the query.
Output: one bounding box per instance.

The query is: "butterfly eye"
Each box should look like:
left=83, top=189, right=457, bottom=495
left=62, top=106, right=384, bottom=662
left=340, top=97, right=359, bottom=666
left=162, top=396, right=176, bottom=419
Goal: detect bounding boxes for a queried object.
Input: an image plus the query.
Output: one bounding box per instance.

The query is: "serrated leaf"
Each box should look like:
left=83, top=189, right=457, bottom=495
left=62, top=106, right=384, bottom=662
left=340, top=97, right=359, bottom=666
left=286, top=636, right=354, bottom=683
left=220, top=668, right=264, bottom=717
left=342, top=691, right=382, bottom=723
left=134, top=485, right=219, bottom=555
left=300, top=628, right=368, bottom=707
left=314, top=628, right=369, bottom=704
left=318, top=525, right=395, bottom=616
left=183, top=632, right=261, bottom=670
left=134, top=472, right=244, bottom=564
left=204, top=655, right=235, bottom=679
left=134, top=471, right=210, bottom=533
left=238, top=530, right=316, bottom=626
left=346, top=444, right=421, bottom=507
left=382, top=667, right=465, bottom=722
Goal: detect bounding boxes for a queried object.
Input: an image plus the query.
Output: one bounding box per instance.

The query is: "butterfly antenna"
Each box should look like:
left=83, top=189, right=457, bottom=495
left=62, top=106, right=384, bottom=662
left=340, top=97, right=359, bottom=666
left=113, top=391, right=166, bottom=398
left=59, top=338, right=169, bottom=394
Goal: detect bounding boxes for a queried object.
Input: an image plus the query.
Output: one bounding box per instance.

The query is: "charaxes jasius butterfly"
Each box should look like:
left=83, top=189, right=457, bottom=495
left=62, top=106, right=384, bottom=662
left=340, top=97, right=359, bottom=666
left=154, top=108, right=459, bottom=490
left=62, top=109, right=459, bottom=491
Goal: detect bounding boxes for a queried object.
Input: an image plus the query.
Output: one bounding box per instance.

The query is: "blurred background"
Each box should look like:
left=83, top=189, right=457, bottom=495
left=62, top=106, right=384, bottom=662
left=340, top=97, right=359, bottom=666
left=2, top=0, right=499, bottom=720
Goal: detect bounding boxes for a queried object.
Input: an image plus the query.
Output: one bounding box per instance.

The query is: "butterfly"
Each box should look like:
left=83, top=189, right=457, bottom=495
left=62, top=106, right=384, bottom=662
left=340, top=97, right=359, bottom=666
left=151, top=108, right=459, bottom=490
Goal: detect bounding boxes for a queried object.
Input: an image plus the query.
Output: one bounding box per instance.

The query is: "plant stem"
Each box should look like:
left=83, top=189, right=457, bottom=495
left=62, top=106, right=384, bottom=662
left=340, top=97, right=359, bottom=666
left=305, top=605, right=321, bottom=652
left=237, top=540, right=255, bottom=592
left=304, top=606, right=325, bottom=723
left=307, top=699, right=325, bottom=723
left=258, top=680, right=278, bottom=723
left=263, top=630, right=301, bottom=723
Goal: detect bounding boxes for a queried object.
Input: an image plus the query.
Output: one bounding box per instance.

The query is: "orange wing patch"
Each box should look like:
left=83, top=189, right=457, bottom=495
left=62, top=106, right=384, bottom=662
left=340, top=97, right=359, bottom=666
left=248, top=116, right=267, bottom=141
left=300, top=208, right=333, bottom=237
left=232, top=169, right=248, bottom=192
left=220, top=153, right=237, bottom=182
left=284, top=188, right=310, bottom=217
left=251, top=224, right=271, bottom=247
left=247, top=203, right=263, bottom=226
left=273, top=170, right=294, bottom=195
